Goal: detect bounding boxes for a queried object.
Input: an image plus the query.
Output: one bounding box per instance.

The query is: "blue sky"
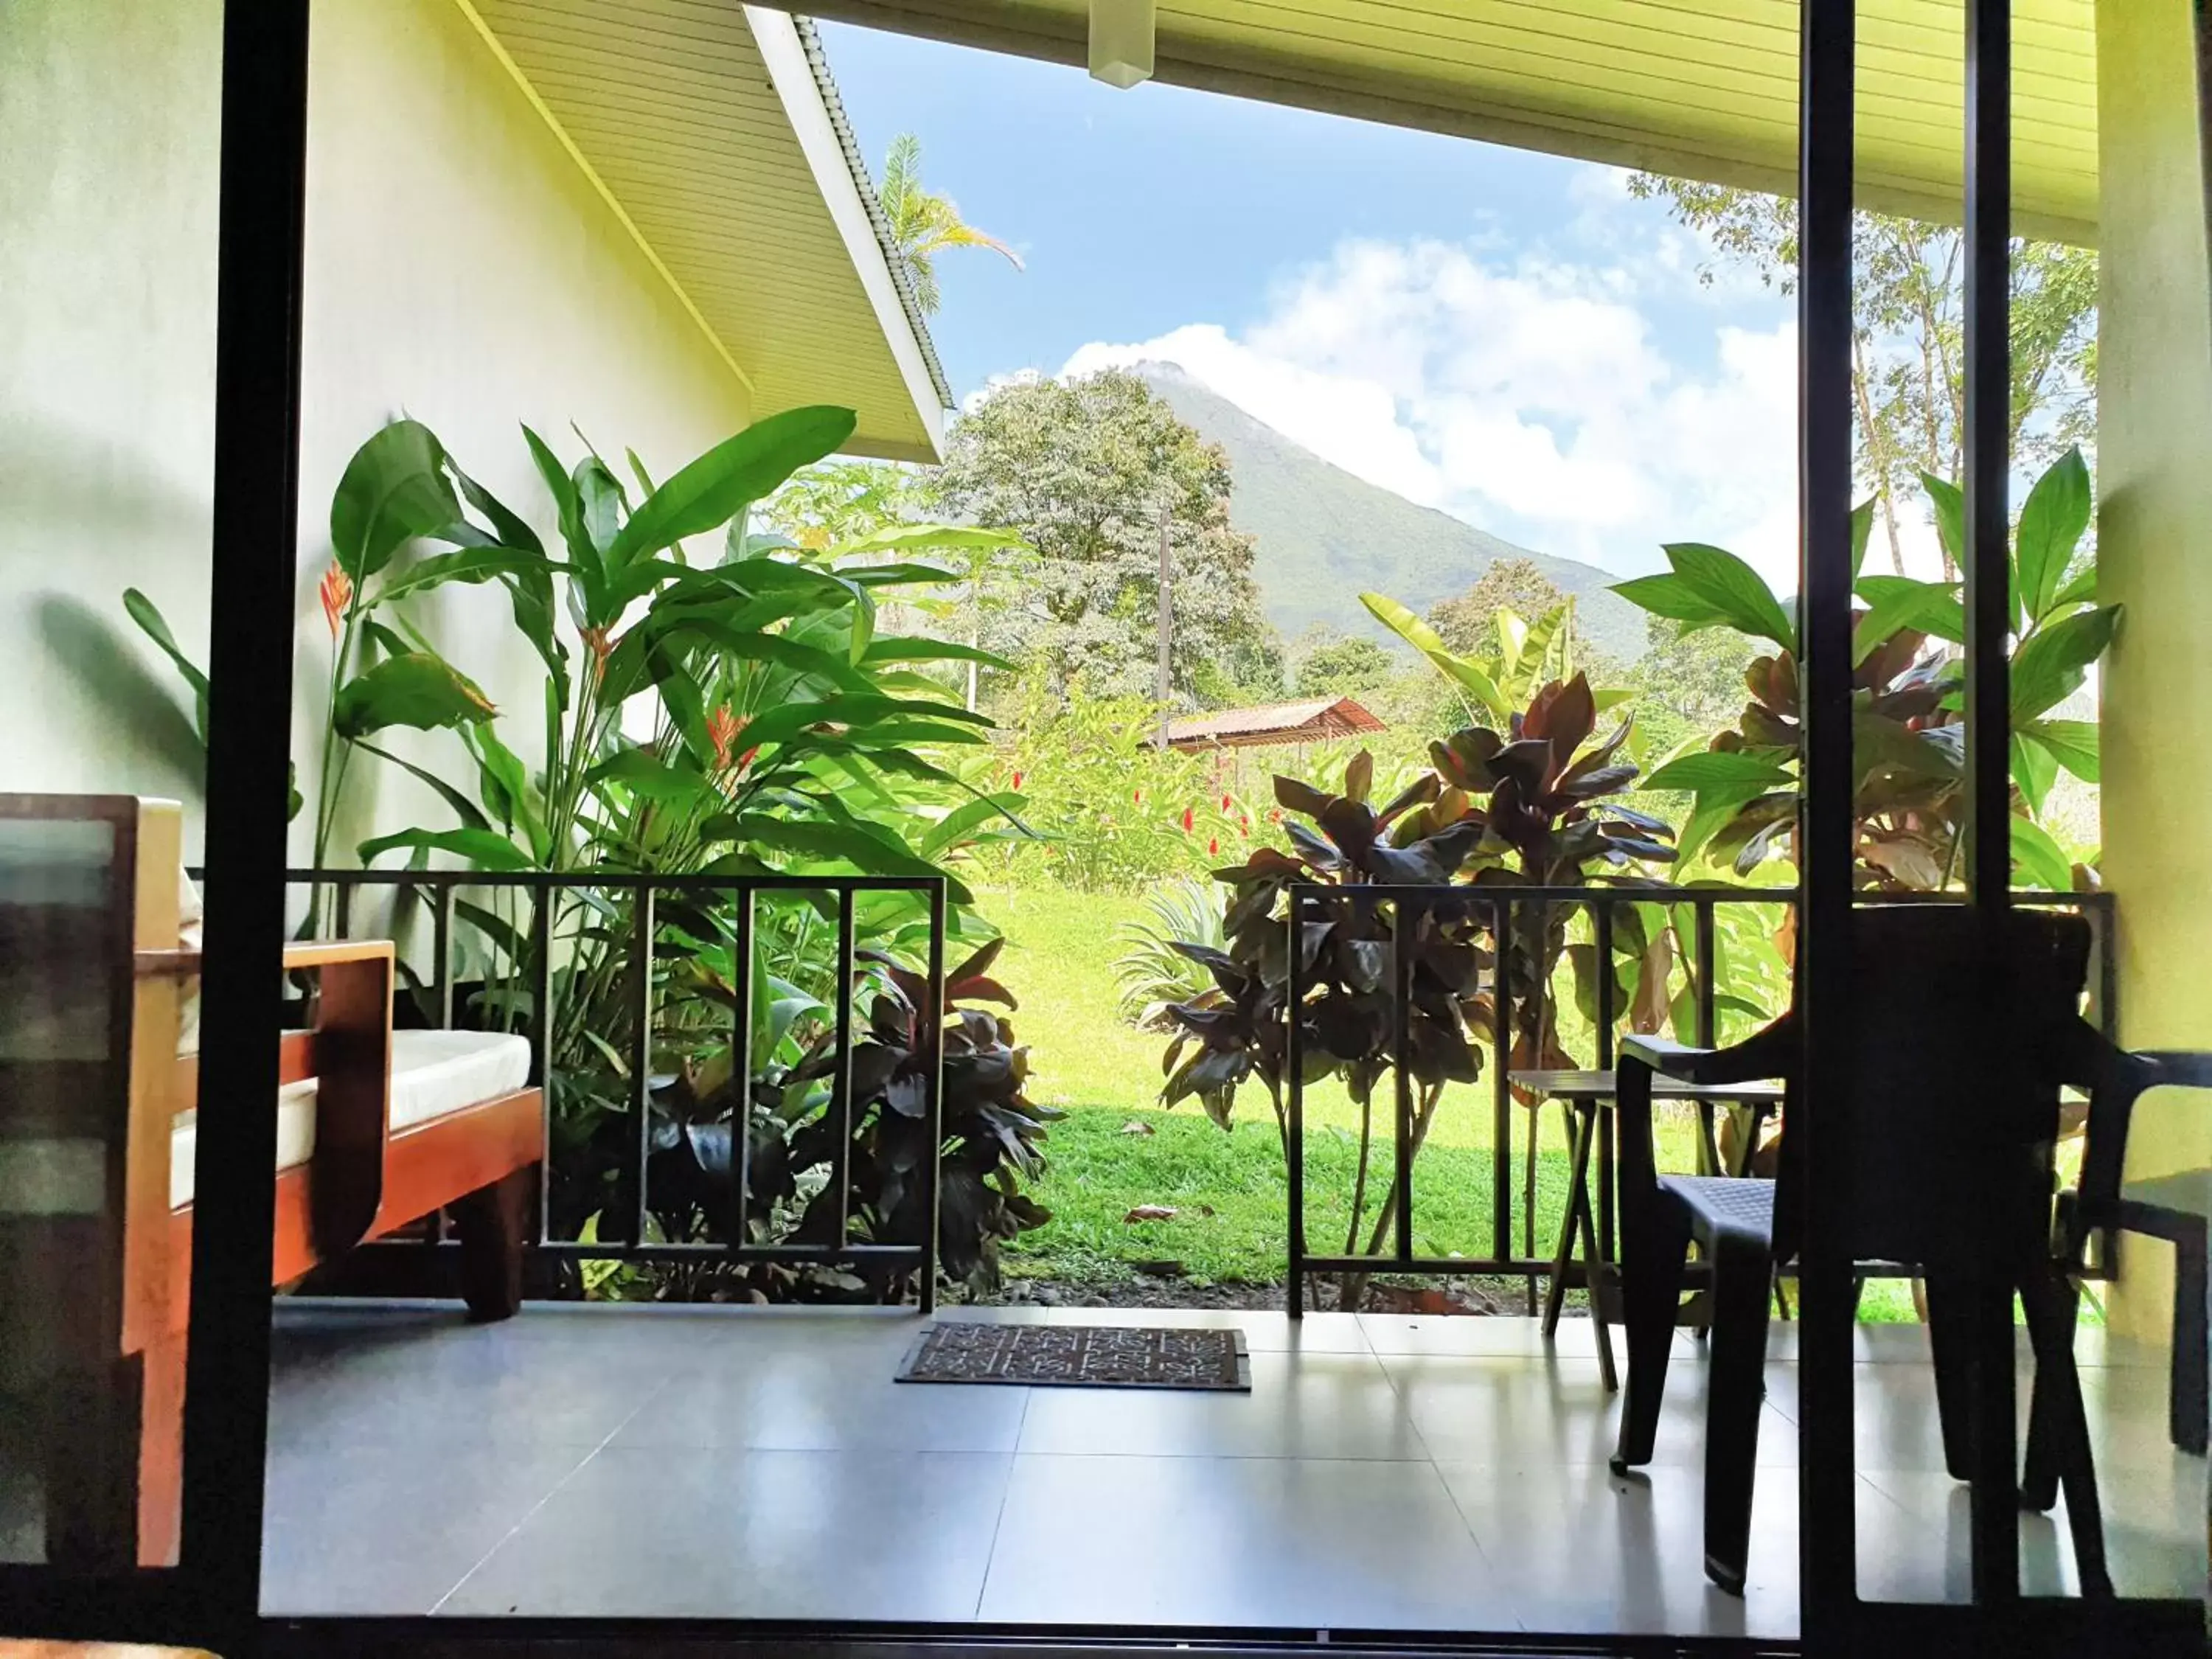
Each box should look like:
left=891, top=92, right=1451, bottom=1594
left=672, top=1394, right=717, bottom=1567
left=819, top=21, right=1804, bottom=590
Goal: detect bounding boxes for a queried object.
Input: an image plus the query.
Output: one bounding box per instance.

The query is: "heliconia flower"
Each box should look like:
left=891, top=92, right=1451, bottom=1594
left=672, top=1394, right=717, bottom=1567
left=1239, top=813, right=1251, bottom=834
left=1181, top=806, right=1194, bottom=832
left=1208, top=836, right=1220, bottom=855
left=1132, top=787, right=1143, bottom=806
left=318, top=563, right=352, bottom=639
left=581, top=625, right=613, bottom=684
left=1267, top=807, right=1284, bottom=824
left=707, top=705, right=748, bottom=772
left=1012, top=770, right=1025, bottom=791
left=1220, top=793, right=1231, bottom=813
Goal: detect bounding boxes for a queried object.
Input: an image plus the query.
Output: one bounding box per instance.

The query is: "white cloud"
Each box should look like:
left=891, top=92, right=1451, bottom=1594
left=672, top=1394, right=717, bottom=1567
left=1058, top=235, right=1800, bottom=587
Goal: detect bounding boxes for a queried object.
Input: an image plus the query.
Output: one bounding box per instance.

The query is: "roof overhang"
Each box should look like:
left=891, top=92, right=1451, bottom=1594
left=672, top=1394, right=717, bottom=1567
left=799, top=0, right=2098, bottom=246
left=459, top=0, right=953, bottom=460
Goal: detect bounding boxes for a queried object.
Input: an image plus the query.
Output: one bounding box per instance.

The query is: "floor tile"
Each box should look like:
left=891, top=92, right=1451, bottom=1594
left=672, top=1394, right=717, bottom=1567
left=978, top=1452, right=1512, bottom=1631
left=1436, top=1459, right=1802, bottom=1638
left=1357, top=1311, right=1680, bottom=1360
left=1015, top=1350, right=1426, bottom=1461
left=1382, top=1353, right=1798, bottom=1469
left=437, top=1447, right=1011, bottom=1619
left=610, top=1334, right=1028, bottom=1453
left=259, top=1437, right=589, bottom=1614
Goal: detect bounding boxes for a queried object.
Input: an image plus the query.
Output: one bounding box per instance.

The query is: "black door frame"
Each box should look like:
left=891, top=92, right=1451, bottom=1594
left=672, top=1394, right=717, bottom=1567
left=8, top=1, right=2205, bottom=1652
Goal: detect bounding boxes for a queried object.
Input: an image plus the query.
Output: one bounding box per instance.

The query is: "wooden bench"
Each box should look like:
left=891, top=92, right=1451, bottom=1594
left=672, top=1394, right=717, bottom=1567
left=0, top=795, right=541, bottom=1568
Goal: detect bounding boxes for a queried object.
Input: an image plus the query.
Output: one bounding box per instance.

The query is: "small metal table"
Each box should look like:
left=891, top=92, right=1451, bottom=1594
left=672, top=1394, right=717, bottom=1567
left=1512, top=1068, right=1787, bottom=1391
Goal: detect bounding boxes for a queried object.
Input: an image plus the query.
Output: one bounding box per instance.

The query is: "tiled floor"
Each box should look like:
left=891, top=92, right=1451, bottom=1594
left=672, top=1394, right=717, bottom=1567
left=259, top=1299, right=2205, bottom=1636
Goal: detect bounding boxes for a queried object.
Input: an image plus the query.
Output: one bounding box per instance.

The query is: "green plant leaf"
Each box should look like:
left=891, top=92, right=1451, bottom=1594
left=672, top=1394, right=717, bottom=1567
left=829, top=523, right=1032, bottom=558
left=2010, top=815, right=2075, bottom=893
left=2010, top=604, right=2121, bottom=723
left=1642, top=751, right=1795, bottom=793
left=1853, top=710, right=1961, bottom=781
left=2022, top=717, right=2099, bottom=782
left=355, top=740, right=491, bottom=832
left=1358, top=591, right=1509, bottom=716
left=524, top=424, right=602, bottom=595
left=358, top=826, right=532, bottom=872
left=1663, top=543, right=1795, bottom=653
left=330, top=420, right=464, bottom=581
left=1609, top=571, right=1733, bottom=629
left=122, top=588, right=209, bottom=744
left=1849, top=497, right=1874, bottom=581
left=590, top=748, right=713, bottom=807
left=606, top=407, right=856, bottom=569
left=1851, top=577, right=1964, bottom=664
left=373, top=545, right=551, bottom=605
left=447, top=460, right=544, bottom=557
left=333, top=653, right=496, bottom=739
left=2015, top=447, right=2092, bottom=625
left=701, top=813, right=970, bottom=904
left=2011, top=730, right=2059, bottom=818
left=1919, top=470, right=1966, bottom=571
left=860, top=637, right=1020, bottom=673
left=918, top=793, right=1028, bottom=859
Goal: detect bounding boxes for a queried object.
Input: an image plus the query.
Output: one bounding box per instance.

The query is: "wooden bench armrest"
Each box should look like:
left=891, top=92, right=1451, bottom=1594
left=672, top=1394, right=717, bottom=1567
left=283, top=938, right=395, bottom=971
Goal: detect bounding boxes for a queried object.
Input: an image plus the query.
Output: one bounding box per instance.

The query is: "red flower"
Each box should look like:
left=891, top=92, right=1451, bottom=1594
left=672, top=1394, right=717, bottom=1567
left=1181, top=806, right=1194, bottom=832
left=318, top=563, right=352, bottom=639
left=1239, top=813, right=1251, bottom=835
left=707, top=705, right=749, bottom=772
left=1011, top=769, right=1025, bottom=791
left=1208, top=836, right=1220, bottom=855
left=1133, top=787, right=1144, bottom=806
left=1267, top=807, right=1284, bottom=824
left=1220, top=793, right=1232, bottom=813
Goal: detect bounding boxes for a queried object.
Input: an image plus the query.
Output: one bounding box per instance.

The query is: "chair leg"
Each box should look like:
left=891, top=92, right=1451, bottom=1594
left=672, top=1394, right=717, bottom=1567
left=1544, top=1103, right=1596, bottom=1338
left=453, top=1166, right=532, bottom=1322
left=1924, top=1269, right=1978, bottom=1482
left=1610, top=1201, right=1691, bottom=1474
left=2168, top=1217, right=2208, bottom=1456
left=2021, top=1270, right=2075, bottom=1514
left=2020, top=1265, right=2112, bottom=1598
left=1700, top=1236, right=1773, bottom=1596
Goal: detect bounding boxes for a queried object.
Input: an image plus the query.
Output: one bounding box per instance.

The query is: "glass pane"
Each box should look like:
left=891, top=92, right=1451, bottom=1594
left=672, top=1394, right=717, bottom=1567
left=0, top=0, right=221, bottom=1573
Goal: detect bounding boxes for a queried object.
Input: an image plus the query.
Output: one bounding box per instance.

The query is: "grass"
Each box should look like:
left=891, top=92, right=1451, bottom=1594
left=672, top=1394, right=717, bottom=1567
left=980, top=885, right=1815, bottom=1302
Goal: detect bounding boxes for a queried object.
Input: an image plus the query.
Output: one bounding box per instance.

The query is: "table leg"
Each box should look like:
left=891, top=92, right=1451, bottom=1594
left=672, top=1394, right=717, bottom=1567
left=1592, top=1102, right=1619, bottom=1391
left=1523, top=1101, right=1540, bottom=1317
left=1543, top=1100, right=1596, bottom=1337
left=1698, top=1100, right=1722, bottom=1178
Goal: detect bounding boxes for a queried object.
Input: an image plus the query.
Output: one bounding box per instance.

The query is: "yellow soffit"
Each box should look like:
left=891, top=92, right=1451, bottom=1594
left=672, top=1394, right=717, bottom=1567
left=462, top=0, right=952, bottom=460
left=804, top=0, right=2098, bottom=246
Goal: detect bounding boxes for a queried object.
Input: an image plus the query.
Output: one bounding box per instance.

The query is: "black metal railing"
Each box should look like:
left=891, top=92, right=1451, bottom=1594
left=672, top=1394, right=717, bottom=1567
left=1282, top=882, right=2116, bottom=1313
left=282, top=866, right=949, bottom=1310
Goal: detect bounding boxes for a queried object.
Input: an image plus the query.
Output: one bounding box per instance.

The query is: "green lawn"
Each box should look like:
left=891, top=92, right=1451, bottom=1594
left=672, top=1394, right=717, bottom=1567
left=981, top=887, right=1703, bottom=1294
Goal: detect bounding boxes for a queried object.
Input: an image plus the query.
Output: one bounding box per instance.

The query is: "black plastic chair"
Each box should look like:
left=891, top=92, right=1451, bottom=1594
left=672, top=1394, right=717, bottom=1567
left=2034, top=1040, right=2212, bottom=1486
left=1606, top=905, right=2109, bottom=1597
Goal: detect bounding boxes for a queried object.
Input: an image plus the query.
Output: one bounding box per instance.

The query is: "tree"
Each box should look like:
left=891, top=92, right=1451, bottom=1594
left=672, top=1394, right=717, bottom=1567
left=1624, top=614, right=1759, bottom=765
left=931, top=369, right=1273, bottom=703
left=1627, top=175, right=2097, bottom=579
left=1425, top=558, right=1568, bottom=655
left=878, top=133, right=1022, bottom=316
left=1293, top=628, right=1394, bottom=698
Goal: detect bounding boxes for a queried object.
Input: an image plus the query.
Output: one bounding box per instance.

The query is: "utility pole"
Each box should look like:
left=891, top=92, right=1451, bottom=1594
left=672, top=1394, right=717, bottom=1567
left=1155, top=501, right=1172, bottom=750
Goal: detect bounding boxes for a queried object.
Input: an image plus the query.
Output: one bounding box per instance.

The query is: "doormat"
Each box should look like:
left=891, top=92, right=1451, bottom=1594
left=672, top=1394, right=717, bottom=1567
left=896, top=1321, right=1251, bottom=1391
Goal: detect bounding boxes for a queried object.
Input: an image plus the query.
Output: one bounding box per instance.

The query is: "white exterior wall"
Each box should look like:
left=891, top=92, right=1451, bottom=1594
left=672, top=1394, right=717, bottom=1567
left=1, top=0, right=754, bottom=858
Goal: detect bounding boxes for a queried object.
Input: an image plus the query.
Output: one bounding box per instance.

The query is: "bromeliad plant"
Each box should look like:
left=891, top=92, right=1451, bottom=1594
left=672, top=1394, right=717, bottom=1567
left=1618, top=447, right=2116, bottom=891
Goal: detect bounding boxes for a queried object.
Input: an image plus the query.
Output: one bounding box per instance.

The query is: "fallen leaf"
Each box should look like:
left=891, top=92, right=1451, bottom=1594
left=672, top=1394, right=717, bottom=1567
left=1120, top=1120, right=1156, bottom=1136
left=1124, top=1204, right=1178, bottom=1222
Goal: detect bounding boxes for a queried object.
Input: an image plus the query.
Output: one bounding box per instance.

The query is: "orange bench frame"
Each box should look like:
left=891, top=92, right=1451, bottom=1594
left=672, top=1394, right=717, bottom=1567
left=2, top=796, right=541, bottom=1568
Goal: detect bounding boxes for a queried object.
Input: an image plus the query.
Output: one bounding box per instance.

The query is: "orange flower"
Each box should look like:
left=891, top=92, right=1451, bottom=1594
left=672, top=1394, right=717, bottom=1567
left=318, top=563, right=352, bottom=639
left=1207, top=836, right=1219, bottom=855
left=580, top=625, right=612, bottom=685
left=1132, top=786, right=1144, bottom=806
left=707, top=705, right=748, bottom=772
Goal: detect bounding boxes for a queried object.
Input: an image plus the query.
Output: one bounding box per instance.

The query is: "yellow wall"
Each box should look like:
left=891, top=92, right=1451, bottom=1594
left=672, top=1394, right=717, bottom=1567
left=2096, top=0, right=2212, bottom=1339
left=0, top=0, right=753, bottom=857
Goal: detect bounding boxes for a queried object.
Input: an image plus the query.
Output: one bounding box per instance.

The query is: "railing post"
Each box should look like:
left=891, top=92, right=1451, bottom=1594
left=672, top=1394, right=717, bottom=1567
left=830, top=888, right=857, bottom=1248
left=1593, top=899, right=1616, bottom=1070
left=433, top=881, right=456, bottom=1030
left=532, top=879, right=555, bottom=1245
left=629, top=885, right=656, bottom=1246
left=730, top=884, right=755, bottom=1263
left=1285, top=885, right=1308, bottom=1316
left=1492, top=893, right=1512, bottom=1267
left=919, top=879, right=947, bottom=1314
left=1694, top=900, right=1718, bottom=1048
left=1391, top=893, right=1416, bottom=1267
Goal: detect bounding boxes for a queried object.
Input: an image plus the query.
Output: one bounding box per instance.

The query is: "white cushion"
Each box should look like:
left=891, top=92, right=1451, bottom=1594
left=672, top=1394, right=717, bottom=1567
left=169, top=1029, right=531, bottom=1209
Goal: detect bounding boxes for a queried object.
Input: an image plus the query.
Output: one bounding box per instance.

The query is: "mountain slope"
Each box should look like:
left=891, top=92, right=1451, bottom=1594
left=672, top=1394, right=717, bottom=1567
left=1137, top=361, right=1647, bottom=663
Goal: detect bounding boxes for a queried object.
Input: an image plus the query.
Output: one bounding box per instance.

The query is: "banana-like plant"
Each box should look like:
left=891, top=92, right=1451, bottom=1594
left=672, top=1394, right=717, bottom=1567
left=1361, top=589, right=1631, bottom=729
